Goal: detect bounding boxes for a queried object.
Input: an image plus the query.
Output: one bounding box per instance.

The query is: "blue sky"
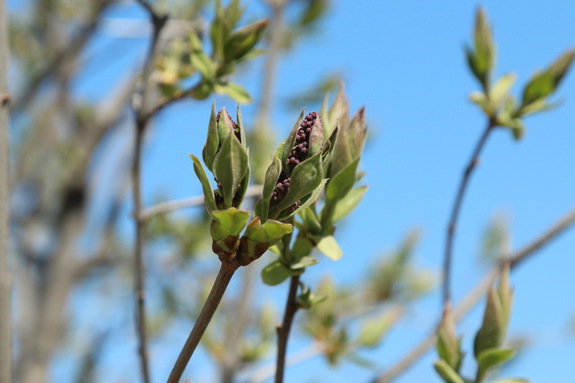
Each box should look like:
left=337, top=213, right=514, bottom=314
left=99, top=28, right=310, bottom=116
left=15, top=0, right=575, bottom=382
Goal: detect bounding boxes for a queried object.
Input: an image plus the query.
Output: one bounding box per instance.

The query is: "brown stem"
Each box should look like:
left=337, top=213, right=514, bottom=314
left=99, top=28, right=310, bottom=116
left=443, top=119, right=496, bottom=307
left=168, top=261, right=240, bottom=383
left=0, top=0, right=11, bottom=380
left=275, top=274, right=301, bottom=383
left=373, top=208, right=575, bottom=383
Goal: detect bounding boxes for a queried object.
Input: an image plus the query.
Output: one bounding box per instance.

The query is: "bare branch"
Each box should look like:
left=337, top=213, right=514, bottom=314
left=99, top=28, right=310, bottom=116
left=373, top=208, right=575, bottom=383
left=141, top=185, right=263, bottom=220
left=0, top=0, right=12, bottom=380
left=131, top=1, right=168, bottom=382
left=443, top=118, right=495, bottom=307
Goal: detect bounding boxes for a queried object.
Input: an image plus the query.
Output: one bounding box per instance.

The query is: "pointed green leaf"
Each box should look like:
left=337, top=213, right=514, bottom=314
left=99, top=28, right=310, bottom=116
left=437, top=306, right=463, bottom=372
left=332, top=185, right=368, bottom=222
left=474, top=288, right=505, bottom=358
left=326, top=157, right=360, bottom=202
left=236, top=105, right=247, bottom=149
left=260, top=156, right=282, bottom=222
left=316, top=235, right=343, bottom=261
left=212, top=131, right=249, bottom=207
left=191, top=48, right=216, bottom=79
left=189, top=154, right=216, bottom=213
left=203, top=102, right=219, bottom=171
left=433, top=360, right=465, bottom=383
left=299, top=207, right=322, bottom=234
left=477, top=348, right=516, bottom=379
left=224, top=19, right=268, bottom=62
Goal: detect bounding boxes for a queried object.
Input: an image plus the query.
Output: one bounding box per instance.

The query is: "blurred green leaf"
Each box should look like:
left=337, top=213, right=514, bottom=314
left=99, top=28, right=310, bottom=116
left=332, top=185, right=368, bottom=222
left=357, top=309, right=400, bottom=348
left=316, top=235, right=343, bottom=261
left=261, top=260, right=295, bottom=286
left=477, top=348, right=516, bottom=380
left=433, top=359, right=465, bottom=383
left=215, top=82, right=252, bottom=104
left=474, top=288, right=505, bottom=358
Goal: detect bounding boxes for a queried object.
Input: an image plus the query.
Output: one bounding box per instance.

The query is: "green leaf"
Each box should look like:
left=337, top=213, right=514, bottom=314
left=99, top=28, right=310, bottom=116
left=477, top=348, right=516, bottom=379
left=276, top=152, right=324, bottom=211
left=326, top=157, right=360, bottom=202
left=279, top=178, right=328, bottom=221
left=246, top=217, right=294, bottom=245
left=210, top=208, right=250, bottom=241
left=290, top=255, right=318, bottom=270
left=472, top=8, right=495, bottom=91
left=190, top=80, right=215, bottom=100
left=437, top=306, right=463, bottom=371
left=474, top=288, right=505, bottom=358
left=299, top=207, right=322, bottom=234
left=191, top=48, right=216, bottom=79
left=332, top=185, right=368, bottom=222
left=215, top=82, right=252, bottom=104
left=212, top=132, right=249, bottom=207
left=521, top=71, right=554, bottom=106
left=236, top=105, right=247, bottom=149
left=224, top=19, right=268, bottom=62
left=261, top=260, right=294, bottom=286
left=316, top=235, right=343, bottom=261
left=433, top=360, right=465, bottom=383
left=288, top=236, right=314, bottom=263
left=260, top=156, right=282, bottom=222
left=489, top=73, right=516, bottom=107
left=202, top=102, right=219, bottom=171
left=357, top=309, right=398, bottom=348
left=189, top=154, right=216, bottom=213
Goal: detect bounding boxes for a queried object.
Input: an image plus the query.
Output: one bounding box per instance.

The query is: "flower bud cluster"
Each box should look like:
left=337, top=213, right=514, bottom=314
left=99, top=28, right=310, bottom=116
left=286, top=112, right=320, bottom=168
left=216, top=110, right=241, bottom=142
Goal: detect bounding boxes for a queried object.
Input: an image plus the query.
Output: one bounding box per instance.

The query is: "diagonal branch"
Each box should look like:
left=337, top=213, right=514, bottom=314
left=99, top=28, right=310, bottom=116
left=443, top=118, right=496, bottom=307
left=373, top=207, right=575, bottom=383
left=140, top=185, right=263, bottom=220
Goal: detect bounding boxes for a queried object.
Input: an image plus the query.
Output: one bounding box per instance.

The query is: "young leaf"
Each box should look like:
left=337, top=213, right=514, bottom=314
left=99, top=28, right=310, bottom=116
left=210, top=208, right=250, bottom=241
left=477, top=348, right=516, bottom=380
left=332, top=185, right=368, bottom=222
left=260, top=156, right=282, bottom=222
left=215, top=82, right=252, bottom=104
left=212, top=132, right=249, bottom=207
left=189, top=154, right=217, bottom=213
left=433, top=360, right=465, bottom=383
left=326, top=157, right=360, bottom=203
left=316, top=235, right=343, bottom=261
left=474, top=288, right=505, bottom=358
left=275, top=152, right=324, bottom=211
left=203, top=102, right=219, bottom=171
left=261, top=260, right=295, bottom=286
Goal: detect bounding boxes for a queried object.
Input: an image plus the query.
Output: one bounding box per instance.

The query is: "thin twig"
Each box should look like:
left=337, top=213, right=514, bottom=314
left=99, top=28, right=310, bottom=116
left=275, top=275, right=301, bottom=383
left=373, top=207, right=575, bottom=383
left=167, top=261, right=240, bottom=383
left=140, top=185, right=263, bottom=220
left=443, top=118, right=496, bottom=307
left=0, top=0, right=11, bottom=380
left=132, top=2, right=168, bottom=383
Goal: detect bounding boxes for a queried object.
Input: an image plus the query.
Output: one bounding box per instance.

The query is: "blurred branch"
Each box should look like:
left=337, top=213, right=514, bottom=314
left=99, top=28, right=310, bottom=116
left=247, top=342, right=321, bottom=383
left=373, top=207, right=575, bottom=383
left=443, top=118, right=495, bottom=307
left=140, top=184, right=263, bottom=220
left=12, top=0, right=114, bottom=114
left=0, top=0, right=12, bottom=381
left=132, top=1, right=168, bottom=382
